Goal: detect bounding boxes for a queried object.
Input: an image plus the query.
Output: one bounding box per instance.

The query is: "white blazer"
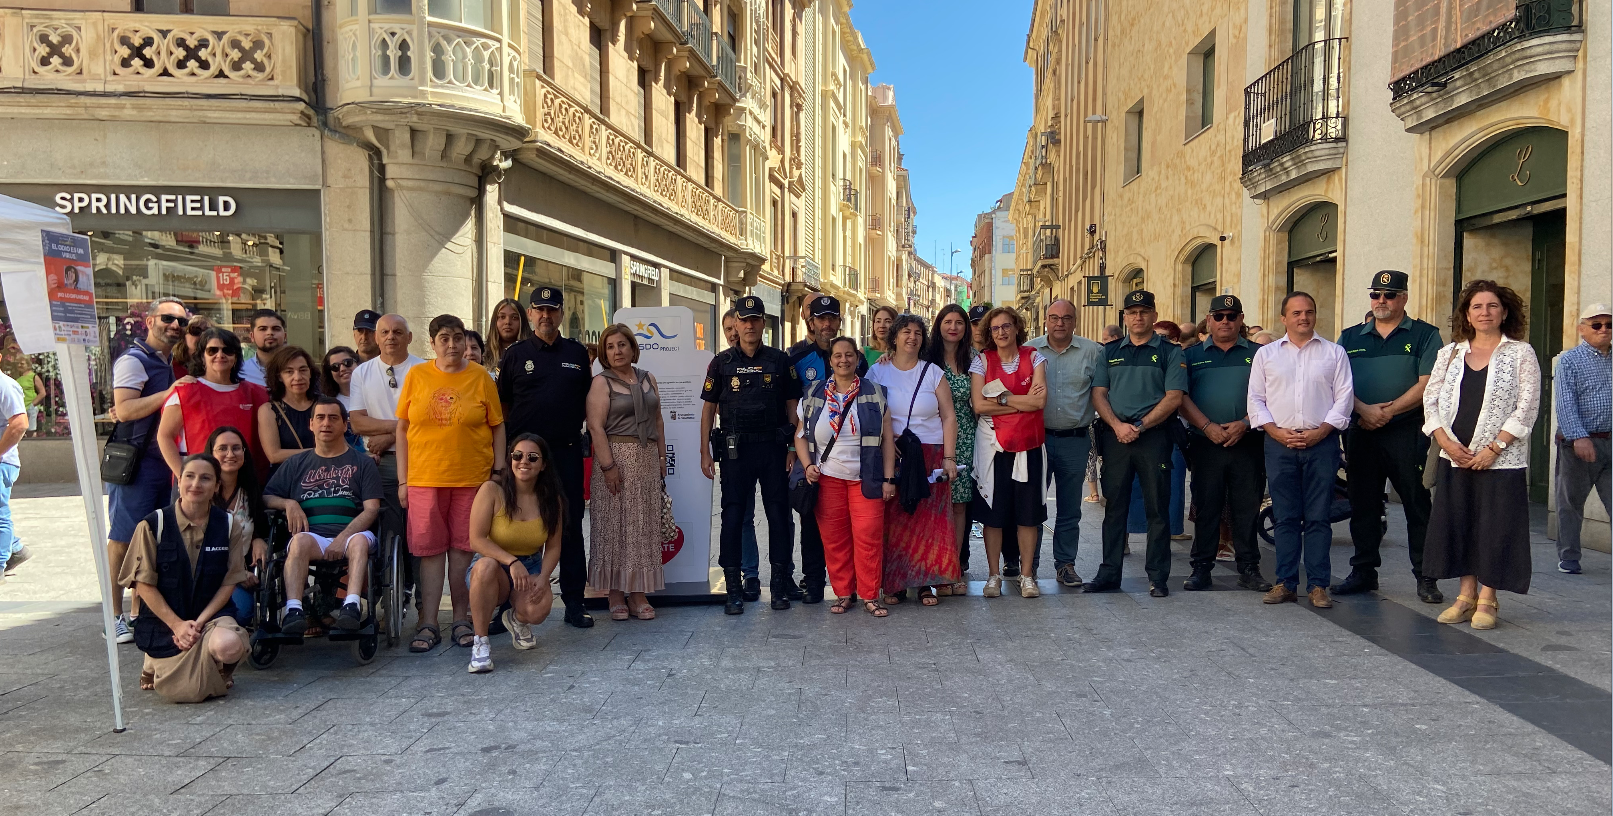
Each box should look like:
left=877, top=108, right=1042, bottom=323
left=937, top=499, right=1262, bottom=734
left=1421, top=336, right=1540, bottom=470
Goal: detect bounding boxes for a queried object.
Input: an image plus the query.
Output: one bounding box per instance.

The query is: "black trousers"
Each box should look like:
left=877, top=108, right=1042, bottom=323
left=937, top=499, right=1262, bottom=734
left=795, top=501, right=826, bottom=588
left=552, top=441, right=588, bottom=606
left=1345, top=419, right=1432, bottom=578
left=720, top=442, right=794, bottom=574
left=1185, top=433, right=1265, bottom=573
left=1097, top=423, right=1173, bottom=585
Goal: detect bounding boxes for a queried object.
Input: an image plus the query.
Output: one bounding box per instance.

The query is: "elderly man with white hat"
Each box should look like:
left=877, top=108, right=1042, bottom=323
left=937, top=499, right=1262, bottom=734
left=1553, top=302, right=1612, bottom=574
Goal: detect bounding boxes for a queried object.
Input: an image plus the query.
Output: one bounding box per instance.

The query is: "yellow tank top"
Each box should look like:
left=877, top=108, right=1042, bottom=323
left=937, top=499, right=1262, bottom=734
left=491, top=501, right=549, bottom=558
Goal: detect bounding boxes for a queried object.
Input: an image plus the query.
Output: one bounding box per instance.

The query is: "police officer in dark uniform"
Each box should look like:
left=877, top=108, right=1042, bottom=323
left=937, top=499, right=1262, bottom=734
left=1177, top=295, right=1273, bottom=593
left=701, top=296, right=800, bottom=614
left=1333, top=270, right=1445, bottom=603
left=1088, top=289, right=1188, bottom=597
left=785, top=294, right=866, bottom=603
left=497, top=286, right=596, bottom=627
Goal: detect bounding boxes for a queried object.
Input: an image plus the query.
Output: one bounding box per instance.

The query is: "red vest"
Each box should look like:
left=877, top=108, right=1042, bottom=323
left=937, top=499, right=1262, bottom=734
left=175, top=380, right=270, bottom=478
left=984, top=347, right=1045, bottom=452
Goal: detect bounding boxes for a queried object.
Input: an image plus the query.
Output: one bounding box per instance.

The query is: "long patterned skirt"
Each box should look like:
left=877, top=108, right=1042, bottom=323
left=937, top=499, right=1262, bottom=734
left=587, top=440, right=667, bottom=593
left=883, top=443, right=961, bottom=589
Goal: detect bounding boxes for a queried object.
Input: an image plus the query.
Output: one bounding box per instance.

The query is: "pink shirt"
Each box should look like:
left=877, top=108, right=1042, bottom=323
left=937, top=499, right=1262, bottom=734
left=1247, top=333, right=1354, bottom=432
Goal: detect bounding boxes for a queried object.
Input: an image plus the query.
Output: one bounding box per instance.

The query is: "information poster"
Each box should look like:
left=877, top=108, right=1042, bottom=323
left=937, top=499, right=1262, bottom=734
left=41, top=230, right=96, bottom=345
left=613, top=307, right=715, bottom=589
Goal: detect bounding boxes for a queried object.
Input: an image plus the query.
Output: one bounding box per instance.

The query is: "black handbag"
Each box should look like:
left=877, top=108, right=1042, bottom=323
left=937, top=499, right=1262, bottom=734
left=894, top=362, right=933, bottom=514
left=789, top=388, right=849, bottom=515
left=100, top=421, right=144, bottom=486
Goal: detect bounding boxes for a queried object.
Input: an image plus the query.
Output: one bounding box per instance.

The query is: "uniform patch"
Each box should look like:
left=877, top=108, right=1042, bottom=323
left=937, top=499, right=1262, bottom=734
left=736, top=366, right=762, bottom=374
left=730, top=377, right=741, bottom=391
left=562, top=362, right=582, bottom=370
left=805, top=367, right=818, bottom=380
left=763, top=374, right=773, bottom=385
left=524, top=360, right=535, bottom=373
left=704, top=379, right=713, bottom=391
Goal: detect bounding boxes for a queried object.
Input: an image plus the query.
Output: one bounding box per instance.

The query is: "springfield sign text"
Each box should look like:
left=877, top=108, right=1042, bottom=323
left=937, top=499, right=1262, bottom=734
left=53, top=191, right=238, bottom=218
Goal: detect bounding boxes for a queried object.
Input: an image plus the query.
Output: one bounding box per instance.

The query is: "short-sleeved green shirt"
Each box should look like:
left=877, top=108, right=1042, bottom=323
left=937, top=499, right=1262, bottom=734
left=1093, top=333, right=1189, bottom=421
left=1338, top=316, right=1442, bottom=422
left=1184, top=336, right=1261, bottom=434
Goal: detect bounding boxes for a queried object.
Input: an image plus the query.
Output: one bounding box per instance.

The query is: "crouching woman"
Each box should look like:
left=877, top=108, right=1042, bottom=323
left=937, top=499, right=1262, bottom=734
left=118, top=453, right=250, bottom=703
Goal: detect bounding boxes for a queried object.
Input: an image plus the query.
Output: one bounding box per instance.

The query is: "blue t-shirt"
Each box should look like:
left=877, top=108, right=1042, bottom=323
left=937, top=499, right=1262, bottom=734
left=0, top=372, right=24, bottom=468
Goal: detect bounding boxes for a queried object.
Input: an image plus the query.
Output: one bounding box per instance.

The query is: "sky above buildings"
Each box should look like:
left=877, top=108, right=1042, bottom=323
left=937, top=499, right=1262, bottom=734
left=850, top=0, right=1033, bottom=279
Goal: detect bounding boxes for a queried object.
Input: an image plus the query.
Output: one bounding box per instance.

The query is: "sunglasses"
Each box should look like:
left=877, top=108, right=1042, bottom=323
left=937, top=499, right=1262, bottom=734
left=204, top=345, right=236, bottom=357
left=386, top=365, right=398, bottom=389
left=329, top=357, right=358, bottom=370
left=1589, top=322, right=1610, bottom=331
left=1208, top=312, right=1239, bottom=323
left=511, top=451, right=544, bottom=464
left=1368, top=291, right=1401, bottom=301
left=157, top=314, right=191, bottom=328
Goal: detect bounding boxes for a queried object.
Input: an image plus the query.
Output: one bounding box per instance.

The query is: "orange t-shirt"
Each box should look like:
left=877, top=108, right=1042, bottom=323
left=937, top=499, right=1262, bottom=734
left=397, top=361, right=505, bottom=487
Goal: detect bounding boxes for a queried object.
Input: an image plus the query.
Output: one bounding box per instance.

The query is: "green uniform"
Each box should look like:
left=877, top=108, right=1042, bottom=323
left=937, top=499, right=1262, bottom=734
left=1183, top=337, right=1259, bottom=433
left=1093, top=333, right=1188, bottom=421
left=1338, top=316, right=1442, bottom=423
left=1182, top=337, right=1266, bottom=577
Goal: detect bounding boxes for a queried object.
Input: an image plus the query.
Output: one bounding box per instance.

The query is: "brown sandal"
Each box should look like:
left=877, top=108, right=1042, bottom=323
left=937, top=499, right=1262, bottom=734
left=139, top=670, right=155, bottom=691
left=918, top=588, right=939, bottom=606
left=863, top=600, right=889, bottom=617
left=830, top=595, right=856, bottom=614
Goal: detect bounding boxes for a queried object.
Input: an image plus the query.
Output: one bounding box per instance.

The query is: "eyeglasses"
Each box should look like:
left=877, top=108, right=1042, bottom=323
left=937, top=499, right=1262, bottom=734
left=989, top=324, right=1016, bottom=335
left=386, top=365, right=397, bottom=389
left=157, top=314, right=191, bottom=328
left=1368, top=291, right=1401, bottom=301
left=1208, top=312, right=1239, bottom=323
left=330, top=358, right=358, bottom=371
left=204, top=346, right=235, bottom=357
left=511, top=451, right=544, bottom=463
left=212, top=444, right=244, bottom=455
left=1589, top=322, right=1610, bottom=331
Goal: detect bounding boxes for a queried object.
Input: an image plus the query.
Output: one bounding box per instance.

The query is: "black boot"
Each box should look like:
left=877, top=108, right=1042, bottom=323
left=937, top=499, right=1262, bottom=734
left=1331, top=570, right=1378, bottom=595
left=784, top=575, right=804, bottom=601
left=723, top=569, right=744, bottom=615
left=799, top=578, right=824, bottom=604
left=1183, top=567, right=1213, bottom=591
left=741, top=576, right=761, bottom=602
left=1416, top=576, right=1444, bottom=604
left=769, top=571, right=793, bottom=611
left=1237, top=568, right=1273, bottom=592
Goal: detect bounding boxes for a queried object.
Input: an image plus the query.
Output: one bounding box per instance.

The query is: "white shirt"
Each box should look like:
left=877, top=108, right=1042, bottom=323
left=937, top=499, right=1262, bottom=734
left=112, top=346, right=170, bottom=390
left=1247, top=333, right=1354, bottom=431
left=868, top=360, right=946, bottom=444
left=1422, top=336, right=1540, bottom=470
left=239, top=355, right=267, bottom=388
left=163, top=379, right=240, bottom=453
left=798, top=398, right=862, bottom=481
left=0, top=372, right=24, bottom=468
left=349, top=354, right=424, bottom=421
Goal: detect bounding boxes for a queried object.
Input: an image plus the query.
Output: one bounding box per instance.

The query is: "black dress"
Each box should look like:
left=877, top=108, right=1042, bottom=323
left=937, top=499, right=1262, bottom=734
left=1422, top=364, right=1532, bottom=593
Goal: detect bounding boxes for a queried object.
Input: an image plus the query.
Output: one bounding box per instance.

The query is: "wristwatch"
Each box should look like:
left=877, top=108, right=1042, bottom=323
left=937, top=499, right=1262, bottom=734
left=1491, top=438, right=1509, bottom=450
left=883, top=477, right=898, bottom=484
left=997, top=393, right=1010, bottom=406
left=1132, top=420, right=1145, bottom=431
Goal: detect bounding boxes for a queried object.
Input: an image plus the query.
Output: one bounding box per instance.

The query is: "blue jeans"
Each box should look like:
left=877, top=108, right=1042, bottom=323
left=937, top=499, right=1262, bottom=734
left=230, top=586, right=254, bottom=626
left=740, top=490, right=759, bottom=579
left=1265, top=432, right=1340, bottom=591
left=1045, top=432, right=1091, bottom=567
left=1127, top=445, right=1185, bottom=535
left=0, top=462, right=16, bottom=573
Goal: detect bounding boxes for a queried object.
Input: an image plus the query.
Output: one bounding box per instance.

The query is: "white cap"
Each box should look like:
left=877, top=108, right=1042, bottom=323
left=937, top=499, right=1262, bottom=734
left=1580, top=303, right=1611, bottom=321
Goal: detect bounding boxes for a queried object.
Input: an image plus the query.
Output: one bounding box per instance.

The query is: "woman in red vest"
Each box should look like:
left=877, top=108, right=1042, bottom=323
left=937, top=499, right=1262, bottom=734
left=970, top=307, right=1048, bottom=599
left=157, top=328, right=270, bottom=481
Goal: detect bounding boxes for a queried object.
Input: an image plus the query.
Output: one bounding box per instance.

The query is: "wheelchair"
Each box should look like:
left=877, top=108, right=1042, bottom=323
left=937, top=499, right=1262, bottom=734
left=247, top=509, right=404, bottom=669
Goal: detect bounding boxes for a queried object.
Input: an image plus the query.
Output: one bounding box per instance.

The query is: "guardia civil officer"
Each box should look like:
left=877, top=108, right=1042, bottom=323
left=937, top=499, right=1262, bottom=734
left=1333, top=270, right=1444, bottom=603
left=1177, top=296, right=1273, bottom=593
left=785, top=294, right=866, bottom=603
left=701, top=296, right=801, bottom=614
left=497, top=286, right=596, bottom=627
left=1088, top=289, right=1188, bottom=597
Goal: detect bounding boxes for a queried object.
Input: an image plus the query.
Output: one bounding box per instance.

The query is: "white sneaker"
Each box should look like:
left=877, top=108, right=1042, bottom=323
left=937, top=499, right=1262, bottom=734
left=113, top=614, right=134, bottom=644
left=1020, top=576, right=1041, bottom=598
left=502, top=608, right=537, bottom=651
left=983, top=575, right=1002, bottom=598
left=467, top=636, right=493, bottom=673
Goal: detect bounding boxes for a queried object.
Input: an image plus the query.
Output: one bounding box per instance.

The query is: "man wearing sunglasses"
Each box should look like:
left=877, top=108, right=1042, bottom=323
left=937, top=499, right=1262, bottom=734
left=1552, top=303, right=1612, bottom=575
left=1333, top=271, right=1444, bottom=603
left=105, top=296, right=191, bottom=642
left=1177, top=296, right=1273, bottom=593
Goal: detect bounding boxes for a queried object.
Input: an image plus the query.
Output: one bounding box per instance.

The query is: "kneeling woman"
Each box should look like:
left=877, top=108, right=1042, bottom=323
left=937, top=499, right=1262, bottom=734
left=465, top=433, right=564, bottom=673
left=118, top=454, right=251, bottom=703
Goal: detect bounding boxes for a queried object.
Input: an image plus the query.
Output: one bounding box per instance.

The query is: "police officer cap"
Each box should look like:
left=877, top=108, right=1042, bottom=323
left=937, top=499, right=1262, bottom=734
left=808, top=295, right=842, bottom=318
left=529, top=286, right=564, bottom=308
left=353, top=309, right=380, bottom=330
left=1369, top=270, right=1409, bottom=292
left=1209, top=295, right=1242, bottom=314
left=967, top=304, right=989, bottom=323
left=1122, top=289, right=1157, bottom=310
left=734, top=295, right=766, bottom=318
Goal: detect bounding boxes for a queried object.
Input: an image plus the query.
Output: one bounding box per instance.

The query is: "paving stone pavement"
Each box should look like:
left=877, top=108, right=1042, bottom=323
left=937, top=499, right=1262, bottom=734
left=0, top=482, right=1609, bottom=815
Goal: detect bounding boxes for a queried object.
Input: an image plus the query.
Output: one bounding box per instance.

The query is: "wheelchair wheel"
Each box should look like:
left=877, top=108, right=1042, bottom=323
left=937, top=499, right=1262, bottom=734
left=385, top=535, right=404, bottom=648
left=1258, top=504, right=1275, bottom=545
left=352, top=635, right=379, bottom=665
left=248, top=639, right=279, bottom=670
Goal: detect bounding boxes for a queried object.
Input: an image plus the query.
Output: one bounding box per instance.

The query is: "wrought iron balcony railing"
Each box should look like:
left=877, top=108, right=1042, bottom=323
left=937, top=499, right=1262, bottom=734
left=798, top=257, right=821, bottom=290
left=868, top=214, right=883, bottom=231
left=1242, top=37, right=1347, bottom=173
left=870, top=149, right=883, bottom=171
left=1389, top=0, right=1579, bottom=99
left=1034, top=224, right=1061, bottom=263
left=682, top=0, right=713, bottom=70
left=843, top=266, right=859, bottom=291
left=841, top=180, right=859, bottom=212
left=716, top=34, right=738, bottom=97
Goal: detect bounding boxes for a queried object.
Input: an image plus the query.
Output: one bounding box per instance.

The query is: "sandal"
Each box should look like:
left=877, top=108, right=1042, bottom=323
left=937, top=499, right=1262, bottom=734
left=140, top=670, right=155, bottom=691
left=609, top=604, right=629, bottom=621
left=830, top=595, right=857, bottom=614
left=451, top=620, right=475, bottom=648
left=409, top=623, right=441, bottom=653
left=883, top=590, right=906, bottom=605
left=949, top=581, right=968, bottom=596
left=863, top=600, right=889, bottom=617
left=918, top=588, right=939, bottom=606
left=630, top=603, right=655, bottom=621
left=935, top=584, right=952, bottom=597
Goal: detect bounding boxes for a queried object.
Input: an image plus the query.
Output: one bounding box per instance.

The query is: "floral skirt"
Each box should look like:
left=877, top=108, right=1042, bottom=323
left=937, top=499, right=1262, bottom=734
left=883, top=443, right=961, bottom=589
left=587, top=440, right=667, bottom=593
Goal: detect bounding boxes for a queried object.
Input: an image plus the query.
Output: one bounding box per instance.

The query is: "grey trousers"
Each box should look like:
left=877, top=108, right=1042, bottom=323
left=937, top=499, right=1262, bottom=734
left=1555, top=438, right=1612, bottom=563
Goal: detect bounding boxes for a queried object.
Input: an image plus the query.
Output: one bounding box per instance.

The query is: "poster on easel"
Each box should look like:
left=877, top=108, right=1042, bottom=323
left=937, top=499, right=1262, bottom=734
left=41, top=230, right=97, bottom=345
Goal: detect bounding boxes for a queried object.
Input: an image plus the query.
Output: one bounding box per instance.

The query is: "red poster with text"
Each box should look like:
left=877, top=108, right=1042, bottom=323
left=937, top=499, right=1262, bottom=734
left=214, top=265, right=243, bottom=299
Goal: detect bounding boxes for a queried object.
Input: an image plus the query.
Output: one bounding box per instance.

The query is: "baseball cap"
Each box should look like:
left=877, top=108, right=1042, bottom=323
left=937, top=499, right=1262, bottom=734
left=529, top=286, right=563, bottom=308
left=353, top=309, right=380, bottom=330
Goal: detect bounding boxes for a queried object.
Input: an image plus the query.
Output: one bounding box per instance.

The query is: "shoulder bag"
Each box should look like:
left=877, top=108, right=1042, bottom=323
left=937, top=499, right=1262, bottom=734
left=100, top=421, right=144, bottom=485
left=789, top=385, right=850, bottom=515
left=894, top=362, right=934, bottom=514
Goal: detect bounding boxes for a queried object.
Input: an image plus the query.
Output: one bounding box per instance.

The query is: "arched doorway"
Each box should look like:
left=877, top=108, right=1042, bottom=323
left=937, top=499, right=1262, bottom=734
left=1454, top=126, right=1568, bottom=502
left=1189, top=245, right=1217, bottom=322
left=1287, top=202, right=1338, bottom=341
left=1117, top=267, right=1145, bottom=326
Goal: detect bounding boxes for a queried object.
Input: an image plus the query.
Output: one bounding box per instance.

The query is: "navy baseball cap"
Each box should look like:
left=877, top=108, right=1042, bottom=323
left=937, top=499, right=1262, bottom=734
left=1369, top=270, right=1409, bottom=292
left=1122, top=289, right=1156, bottom=311
left=1209, top=295, right=1242, bottom=314
left=353, top=309, right=380, bottom=330
left=735, top=296, right=766, bottom=318
left=808, top=295, right=841, bottom=318
left=967, top=304, right=988, bottom=323
left=529, top=286, right=563, bottom=308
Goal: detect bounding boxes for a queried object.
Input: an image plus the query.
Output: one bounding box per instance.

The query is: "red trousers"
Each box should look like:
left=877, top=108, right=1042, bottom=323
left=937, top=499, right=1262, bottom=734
left=815, top=475, right=885, bottom=600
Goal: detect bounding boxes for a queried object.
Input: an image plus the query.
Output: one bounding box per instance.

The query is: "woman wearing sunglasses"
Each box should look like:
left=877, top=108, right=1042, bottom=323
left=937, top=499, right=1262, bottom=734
left=464, top=434, right=563, bottom=672
left=157, top=328, right=270, bottom=481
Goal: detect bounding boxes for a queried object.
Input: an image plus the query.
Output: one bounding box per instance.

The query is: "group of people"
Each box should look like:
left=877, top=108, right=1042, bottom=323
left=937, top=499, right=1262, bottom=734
left=14, top=265, right=1596, bottom=704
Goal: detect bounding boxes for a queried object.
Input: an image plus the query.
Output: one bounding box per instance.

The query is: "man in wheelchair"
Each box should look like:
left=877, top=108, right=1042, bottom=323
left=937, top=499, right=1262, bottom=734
left=263, top=397, right=383, bottom=633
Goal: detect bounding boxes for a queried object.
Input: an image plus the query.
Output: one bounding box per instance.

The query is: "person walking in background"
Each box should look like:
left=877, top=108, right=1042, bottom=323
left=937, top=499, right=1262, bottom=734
left=484, top=298, right=532, bottom=380
left=1551, top=303, right=1611, bottom=575
left=1089, top=290, right=1187, bottom=597
left=1249, top=292, right=1354, bottom=609
left=1, top=333, right=44, bottom=436
left=397, top=315, right=506, bottom=651
left=586, top=324, right=667, bottom=621
left=158, top=328, right=270, bottom=480
left=1177, top=296, right=1272, bottom=593
left=870, top=314, right=959, bottom=606
left=1425, top=281, right=1540, bottom=630
left=0, top=367, right=28, bottom=580
left=1029, top=299, right=1102, bottom=588
left=721, top=309, right=762, bottom=601
left=465, top=434, right=564, bottom=673
left=1333, top=270, right=1445, bottom=603
left=352, top=310, right=382, bottom=362
left=866, top=305, right=899, bottom=366
left=105, top=296, right=190, bottom=641
left=971, top=307, right=1048, bottom=599
left=497, top=287, right=596, bottom=628
left=796, top=336, right=896, bottom=617
left=239, top=309, right=287, bottom=388
left=928, top=304, right=976, bottom=596
left=256, top=346, right=320, bottom=475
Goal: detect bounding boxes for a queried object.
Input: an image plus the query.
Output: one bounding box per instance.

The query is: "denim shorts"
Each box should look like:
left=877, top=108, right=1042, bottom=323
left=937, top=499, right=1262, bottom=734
left=109, top=457, right=174, bottom=542
left=466, top=552, right=545, bottom=587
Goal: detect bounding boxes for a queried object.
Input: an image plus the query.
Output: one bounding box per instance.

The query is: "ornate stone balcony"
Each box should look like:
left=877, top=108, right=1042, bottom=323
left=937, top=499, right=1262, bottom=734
left=337, top=14, right=522, bottom=124
left=0, top=9, right=307, bottom=121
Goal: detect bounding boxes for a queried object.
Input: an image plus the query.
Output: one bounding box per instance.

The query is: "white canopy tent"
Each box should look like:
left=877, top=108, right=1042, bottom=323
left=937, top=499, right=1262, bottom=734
left=0, top=193, right=125, bottom=731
